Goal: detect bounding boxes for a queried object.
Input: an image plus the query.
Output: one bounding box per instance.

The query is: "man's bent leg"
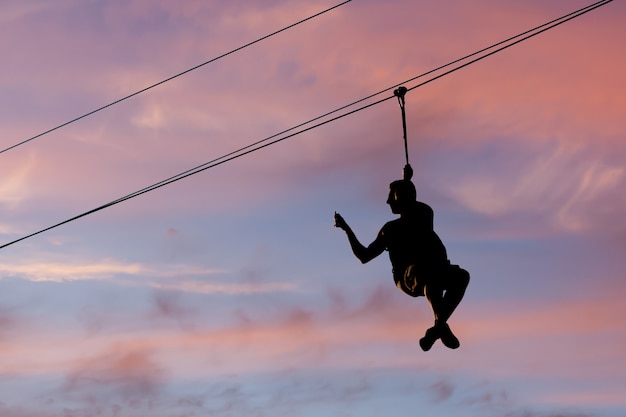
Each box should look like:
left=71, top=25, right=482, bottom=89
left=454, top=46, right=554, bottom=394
left=419, top=280, right=446, bottom=350
left=423, top=266, right=469, bottom=350
left=438, top=266, right=470, bottom=323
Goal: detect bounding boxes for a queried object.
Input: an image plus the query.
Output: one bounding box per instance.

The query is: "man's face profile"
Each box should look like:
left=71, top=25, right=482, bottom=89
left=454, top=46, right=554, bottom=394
left=387, top=187, right=402, bottom=214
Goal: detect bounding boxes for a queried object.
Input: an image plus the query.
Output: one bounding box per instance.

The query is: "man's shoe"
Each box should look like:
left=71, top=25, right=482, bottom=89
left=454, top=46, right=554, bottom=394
left=438, top=323, right=460, bottom=349
left=419, top=326, right=439, bottom=351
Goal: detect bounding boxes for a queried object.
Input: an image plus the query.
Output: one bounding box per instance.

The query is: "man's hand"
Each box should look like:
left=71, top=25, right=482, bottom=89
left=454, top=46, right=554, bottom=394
left=334, top=212, right=348, bottom=231
left=335, top=211, right=384, bottom=263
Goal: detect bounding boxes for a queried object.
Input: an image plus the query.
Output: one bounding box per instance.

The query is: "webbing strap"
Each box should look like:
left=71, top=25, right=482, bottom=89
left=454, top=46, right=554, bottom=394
left=394, top=86, right=412, bottom=180
left=394, top=86, right=409, bottom=165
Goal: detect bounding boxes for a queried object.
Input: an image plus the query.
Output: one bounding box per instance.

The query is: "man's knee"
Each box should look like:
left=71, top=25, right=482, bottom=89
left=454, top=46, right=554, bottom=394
left=450, top=265, right=470, bottom=289
left=459, top=268, right=470, bottom=287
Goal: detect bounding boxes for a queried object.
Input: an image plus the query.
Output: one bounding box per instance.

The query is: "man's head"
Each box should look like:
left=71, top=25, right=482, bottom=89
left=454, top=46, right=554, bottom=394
left=387, top=180, right=416, bottom=214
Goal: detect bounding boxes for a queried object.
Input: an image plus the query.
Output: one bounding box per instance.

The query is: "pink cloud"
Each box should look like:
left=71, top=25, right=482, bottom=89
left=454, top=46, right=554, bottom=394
left=0, top=278, right=623, bottom=415
left=429, top=379, right=455, bottom=403
left=0, top=308, right=21, bottom=342
left=7, top=278, right=623, bottom=380
left=63, top=345, right=167, bottom=402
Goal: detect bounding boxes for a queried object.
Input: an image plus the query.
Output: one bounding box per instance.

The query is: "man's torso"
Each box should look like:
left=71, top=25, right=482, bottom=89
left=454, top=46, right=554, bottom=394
left=381, top=202, right=448, bottom=281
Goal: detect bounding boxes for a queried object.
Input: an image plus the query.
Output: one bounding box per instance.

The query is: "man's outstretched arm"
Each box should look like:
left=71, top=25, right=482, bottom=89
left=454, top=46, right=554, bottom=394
left=334, top=212, right=385, bottom=264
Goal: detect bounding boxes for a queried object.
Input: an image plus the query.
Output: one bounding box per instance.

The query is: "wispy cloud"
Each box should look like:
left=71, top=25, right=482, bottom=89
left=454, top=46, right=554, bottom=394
left=0, top=258, right=300, bottom=298
left=0, top=153, right=37, bottom=210
left=147, top=279, right=297, bottom=295
left=0, top=0, right=74, bottom=24
left=63, top=345, right=167, bottom=400
left=0, top=259, right=147, bottom=282
left=0, top=258, right=220, bottom=281
left=444, top=139, right=625, bottom=235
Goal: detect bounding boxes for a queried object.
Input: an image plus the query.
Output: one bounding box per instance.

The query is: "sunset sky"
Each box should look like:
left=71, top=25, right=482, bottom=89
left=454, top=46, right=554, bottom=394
left=0, top=0, right=624, bottom=416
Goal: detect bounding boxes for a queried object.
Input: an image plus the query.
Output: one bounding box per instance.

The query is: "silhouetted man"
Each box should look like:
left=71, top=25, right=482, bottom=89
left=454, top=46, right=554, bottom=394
left=334, top=175, right=469, bottom=351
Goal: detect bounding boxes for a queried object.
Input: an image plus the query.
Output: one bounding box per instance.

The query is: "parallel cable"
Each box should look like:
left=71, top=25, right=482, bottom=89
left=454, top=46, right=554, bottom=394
left=404, top=0, right=613, bottom=95
left=0, top=0, right=352, bottom=156
left=108, top=0, right=613, bottom=204
left=110, top=0, right=615, bottom=200
left=0, top=0, right=612, bottom=250
left=261, top=0, right=613, bottom=140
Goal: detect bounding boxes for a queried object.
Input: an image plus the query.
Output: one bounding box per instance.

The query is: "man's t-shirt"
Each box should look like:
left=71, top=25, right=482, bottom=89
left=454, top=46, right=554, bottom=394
left=380, top=201, right=448, bottom=283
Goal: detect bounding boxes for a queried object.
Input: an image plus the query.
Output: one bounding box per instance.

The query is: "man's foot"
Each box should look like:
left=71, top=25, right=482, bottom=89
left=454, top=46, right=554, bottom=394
left=438, top=323, right=460, bottom=349
left=419, top=326, right=439, bottom=351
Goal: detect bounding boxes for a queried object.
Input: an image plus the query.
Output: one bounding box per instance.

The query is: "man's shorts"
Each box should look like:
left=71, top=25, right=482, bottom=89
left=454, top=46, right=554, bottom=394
left=396, top=263, right=466, bottom=298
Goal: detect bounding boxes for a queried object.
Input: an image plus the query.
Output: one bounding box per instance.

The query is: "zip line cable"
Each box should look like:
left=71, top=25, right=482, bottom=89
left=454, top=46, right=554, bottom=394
left=104, top=0, right=614, bottom=203
left=403, top=0, right=612, bottom=97
left=0, top=0, right=352, bottom=156
left=0, top=0, right=607, bottom=160
left=0, top=0, right=612, bottom=251
left=299, top=0, right=614, bottom=136
left=103, top=0, right=614, bottom=203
